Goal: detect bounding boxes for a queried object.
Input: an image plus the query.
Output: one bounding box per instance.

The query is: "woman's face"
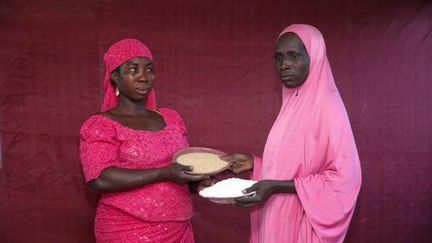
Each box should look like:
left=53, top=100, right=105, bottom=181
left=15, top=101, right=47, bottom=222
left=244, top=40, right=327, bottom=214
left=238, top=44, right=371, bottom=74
left=112, top=57, right=155, bottom=101
left=274, top=32, right=310, bottom=88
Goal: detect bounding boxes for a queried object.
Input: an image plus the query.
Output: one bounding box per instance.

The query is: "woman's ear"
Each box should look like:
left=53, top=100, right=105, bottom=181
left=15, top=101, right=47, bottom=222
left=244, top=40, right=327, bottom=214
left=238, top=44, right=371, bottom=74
left=110, top=71, right=120, bottom=84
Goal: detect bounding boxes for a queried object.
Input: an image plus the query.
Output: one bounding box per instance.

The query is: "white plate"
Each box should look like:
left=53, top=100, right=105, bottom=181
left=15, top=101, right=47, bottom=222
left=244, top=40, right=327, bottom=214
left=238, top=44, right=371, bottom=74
left=199, top=178, right=257, bottom=204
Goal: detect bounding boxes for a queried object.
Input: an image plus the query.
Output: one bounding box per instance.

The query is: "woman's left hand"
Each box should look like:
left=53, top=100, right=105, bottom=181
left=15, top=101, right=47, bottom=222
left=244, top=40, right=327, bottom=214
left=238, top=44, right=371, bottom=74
left=234, top=180, right=278, bottom=208
left=188, top=177, right=217, bottom=194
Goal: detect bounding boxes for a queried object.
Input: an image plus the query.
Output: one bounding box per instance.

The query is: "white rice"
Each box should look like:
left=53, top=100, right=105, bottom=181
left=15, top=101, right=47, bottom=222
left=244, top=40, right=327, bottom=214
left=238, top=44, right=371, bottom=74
left=199, top=178, right=257, bottom=198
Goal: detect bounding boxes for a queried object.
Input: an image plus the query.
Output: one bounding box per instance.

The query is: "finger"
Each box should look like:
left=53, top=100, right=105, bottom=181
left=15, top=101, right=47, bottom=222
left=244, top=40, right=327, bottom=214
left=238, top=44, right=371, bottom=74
left=229, top=167, right=241, bottom=174
left=235, top=202, right=257, bottom=208
left=177, top=163, right=193, bottom=171
left=186, top=174, right=210, bottom=181
left=197, top=175, right=210, bottom=180
left=196, top=185, right=205, bottom=192
left=229, top=163, right=244, bottom=173
left=234, top=195, right=256, bottom=204
left=203, top=177, right=218, bottom=186
left=217, top=169, right=231, bottom=175
left=195, top=179, right=215, bottom=192
left=228, top=165, right=237, bottom=173
left=242, top=185, right=257, bottom=194
left=219, top=154, right=234, bottom=161
left=207, top=178, right=219, bottom=186
left=200, top=179, right=213, bottom=187
left=209, top=179, right=218, bottom=186
left=233, top=163, right=247, bottom=173
left=234, top=197, right=257, bottom=207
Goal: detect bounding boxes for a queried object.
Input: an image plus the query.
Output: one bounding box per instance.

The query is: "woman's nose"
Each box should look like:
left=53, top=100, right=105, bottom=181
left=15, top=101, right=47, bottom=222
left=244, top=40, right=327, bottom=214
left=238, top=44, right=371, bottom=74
left=137, top=73, right=149, bottom=83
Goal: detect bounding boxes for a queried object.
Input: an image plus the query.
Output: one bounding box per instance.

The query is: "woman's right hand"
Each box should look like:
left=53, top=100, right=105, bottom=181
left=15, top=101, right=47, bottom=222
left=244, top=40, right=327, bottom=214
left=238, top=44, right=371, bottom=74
left=220, top=153, right=254, bottom=174
left=162, top=163, right=209, bottom=184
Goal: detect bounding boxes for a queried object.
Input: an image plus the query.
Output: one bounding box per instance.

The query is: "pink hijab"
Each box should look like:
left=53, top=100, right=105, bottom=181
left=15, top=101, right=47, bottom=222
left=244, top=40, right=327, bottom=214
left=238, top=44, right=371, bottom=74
left=250, top=24, right=361, bottom=243
left=101, top=38, right=157, bottom=111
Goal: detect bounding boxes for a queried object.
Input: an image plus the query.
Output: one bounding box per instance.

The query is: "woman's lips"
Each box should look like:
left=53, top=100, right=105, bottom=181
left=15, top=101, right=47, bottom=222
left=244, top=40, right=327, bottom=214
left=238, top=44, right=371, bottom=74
left=280, top=75, right=294, bottom=81
left=136, top=88, right=149, bottom=95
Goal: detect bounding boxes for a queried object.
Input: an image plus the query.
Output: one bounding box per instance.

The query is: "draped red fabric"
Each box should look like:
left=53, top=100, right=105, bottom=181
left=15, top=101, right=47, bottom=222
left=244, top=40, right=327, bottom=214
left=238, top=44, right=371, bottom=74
left=0, top=0, right=431, bottom=242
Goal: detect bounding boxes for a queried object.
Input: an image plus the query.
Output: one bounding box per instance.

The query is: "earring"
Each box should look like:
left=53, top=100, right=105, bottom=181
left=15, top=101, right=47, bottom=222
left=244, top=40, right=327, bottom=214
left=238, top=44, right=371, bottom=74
left=115, top=86, right=120, bottom=96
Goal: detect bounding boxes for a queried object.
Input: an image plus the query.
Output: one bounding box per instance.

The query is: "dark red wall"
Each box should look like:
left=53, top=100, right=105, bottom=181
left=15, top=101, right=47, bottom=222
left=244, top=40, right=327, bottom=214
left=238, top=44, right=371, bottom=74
left=1, top=0, right=431, bottom=242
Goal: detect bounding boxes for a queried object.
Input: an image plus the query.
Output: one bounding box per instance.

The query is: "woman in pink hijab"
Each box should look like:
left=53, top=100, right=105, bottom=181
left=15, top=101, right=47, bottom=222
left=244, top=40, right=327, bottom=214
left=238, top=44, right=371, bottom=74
left=79, top=39, right=209, bottom=242
left=223, top=24, right=362, bottom=242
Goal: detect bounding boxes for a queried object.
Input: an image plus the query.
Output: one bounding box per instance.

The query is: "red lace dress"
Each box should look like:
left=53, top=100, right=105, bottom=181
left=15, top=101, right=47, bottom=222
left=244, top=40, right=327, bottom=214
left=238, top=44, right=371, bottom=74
left=79, top=108, right=193, bottom=242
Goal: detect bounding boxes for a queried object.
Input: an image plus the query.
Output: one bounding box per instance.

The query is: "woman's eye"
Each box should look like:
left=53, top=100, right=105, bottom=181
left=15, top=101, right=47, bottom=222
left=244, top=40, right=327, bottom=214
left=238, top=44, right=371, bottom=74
left=129, top=68, right=137, bottom=72
left=147, top=67, right=153, bottom=72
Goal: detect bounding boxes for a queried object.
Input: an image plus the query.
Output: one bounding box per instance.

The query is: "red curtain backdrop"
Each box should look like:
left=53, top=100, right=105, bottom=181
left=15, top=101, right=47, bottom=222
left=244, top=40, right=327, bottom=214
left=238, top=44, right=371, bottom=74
left=0, top=0, right=431, bottom=242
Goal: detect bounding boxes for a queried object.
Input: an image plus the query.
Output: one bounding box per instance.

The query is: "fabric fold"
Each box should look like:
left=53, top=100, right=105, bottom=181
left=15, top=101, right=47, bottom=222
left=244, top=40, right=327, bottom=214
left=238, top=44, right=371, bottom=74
left=250, top=24, right=361, bottom=243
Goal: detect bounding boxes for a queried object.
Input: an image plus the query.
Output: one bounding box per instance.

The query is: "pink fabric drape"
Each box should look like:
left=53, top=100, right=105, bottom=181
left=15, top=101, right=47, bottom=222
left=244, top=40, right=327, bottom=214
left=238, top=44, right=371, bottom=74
left=251, top=24, right=362, bottom=243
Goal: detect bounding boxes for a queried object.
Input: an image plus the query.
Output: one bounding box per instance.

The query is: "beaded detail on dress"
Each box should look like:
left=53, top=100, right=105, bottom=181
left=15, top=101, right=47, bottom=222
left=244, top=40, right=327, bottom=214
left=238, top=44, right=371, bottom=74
left=80, top=108, right=192, bottom=222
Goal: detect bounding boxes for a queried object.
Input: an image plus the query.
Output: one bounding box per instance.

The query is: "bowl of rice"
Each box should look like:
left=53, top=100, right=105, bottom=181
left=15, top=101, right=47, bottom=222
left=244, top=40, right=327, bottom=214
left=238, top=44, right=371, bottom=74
left=173, top=147, right=232, bottom=175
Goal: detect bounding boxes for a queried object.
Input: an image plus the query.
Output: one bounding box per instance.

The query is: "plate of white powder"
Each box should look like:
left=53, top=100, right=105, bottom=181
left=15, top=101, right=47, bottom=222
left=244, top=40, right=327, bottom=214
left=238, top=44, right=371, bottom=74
left=173, top=147, right=232, bottom=175
left=199, top=178, right=257, bottom=204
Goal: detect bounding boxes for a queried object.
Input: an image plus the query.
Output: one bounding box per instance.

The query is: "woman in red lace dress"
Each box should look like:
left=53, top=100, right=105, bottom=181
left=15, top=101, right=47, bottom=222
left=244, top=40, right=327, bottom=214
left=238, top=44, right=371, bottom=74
left=79, top=39, right=208, bottom=242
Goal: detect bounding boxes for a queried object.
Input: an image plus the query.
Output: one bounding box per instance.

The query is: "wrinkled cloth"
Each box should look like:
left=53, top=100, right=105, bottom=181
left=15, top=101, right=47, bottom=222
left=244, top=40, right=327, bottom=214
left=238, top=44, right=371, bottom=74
left=80, top=108, right=193, bottom=242
left=94, top=204, right=194, bottom=243
left=101, top=38, right=156, bottom=111
left=250, top=24, right=362, bottom=243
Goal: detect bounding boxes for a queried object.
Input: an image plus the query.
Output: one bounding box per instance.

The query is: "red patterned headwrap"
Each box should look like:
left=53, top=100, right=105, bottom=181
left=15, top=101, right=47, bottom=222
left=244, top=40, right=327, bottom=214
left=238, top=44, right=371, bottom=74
left=101, top=38, right=156, bottom=111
